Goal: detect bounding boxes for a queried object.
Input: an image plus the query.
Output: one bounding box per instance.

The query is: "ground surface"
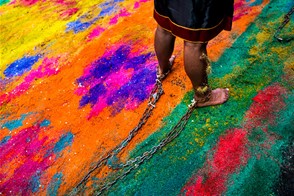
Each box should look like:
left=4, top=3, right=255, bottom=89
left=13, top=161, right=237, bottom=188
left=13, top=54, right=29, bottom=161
left=0, top=0, right=293, bottom=195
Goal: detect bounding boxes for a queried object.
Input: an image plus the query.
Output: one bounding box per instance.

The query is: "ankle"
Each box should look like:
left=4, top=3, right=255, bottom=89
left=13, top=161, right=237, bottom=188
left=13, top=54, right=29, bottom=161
left=193, top=85, right=212, bottom=103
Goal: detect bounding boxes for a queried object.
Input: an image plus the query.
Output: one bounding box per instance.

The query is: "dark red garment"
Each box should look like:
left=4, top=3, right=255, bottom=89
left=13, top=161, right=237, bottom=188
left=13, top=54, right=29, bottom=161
left=154, top=0, right=234, bottom=42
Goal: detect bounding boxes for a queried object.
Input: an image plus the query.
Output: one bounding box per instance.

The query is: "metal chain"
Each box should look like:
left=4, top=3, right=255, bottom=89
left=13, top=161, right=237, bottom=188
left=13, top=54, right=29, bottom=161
left=274, top=6, right=294, bottom=42
left=72, top=70, right=169, bottom=192
left=120, top=100, right=196, bottom=170
left=95, top=101, right=197, bottom=195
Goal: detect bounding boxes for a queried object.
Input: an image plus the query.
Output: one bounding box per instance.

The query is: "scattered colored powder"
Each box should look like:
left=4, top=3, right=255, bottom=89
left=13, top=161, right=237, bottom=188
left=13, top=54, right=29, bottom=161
left=0, top=136, right=11, bottom=146
left=1, top=114, right=28, bottom=131
left=29, top=172, right=41, bottom=193
left=53, top=132, right=74, bottom=154
left=4, top=55, right=41, bottom=78
left=77, top=44, right=154, bottom=117
left=47, top=173, right=63, bottom=196
left=183, top=129, right=249, bottom=195
left=40, top=119, right=51, bottom=127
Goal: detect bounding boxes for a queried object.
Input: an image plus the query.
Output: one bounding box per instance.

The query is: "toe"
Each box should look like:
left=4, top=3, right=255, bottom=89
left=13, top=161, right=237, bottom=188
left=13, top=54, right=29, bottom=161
left=225, top=88, right=229, bottom=95
left=224, top=88, right=230, bottom=100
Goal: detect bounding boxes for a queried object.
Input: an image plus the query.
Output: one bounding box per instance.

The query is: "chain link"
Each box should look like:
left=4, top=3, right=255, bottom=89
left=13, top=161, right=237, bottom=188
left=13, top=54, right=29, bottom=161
left=274, top=6, right=294, bottom=42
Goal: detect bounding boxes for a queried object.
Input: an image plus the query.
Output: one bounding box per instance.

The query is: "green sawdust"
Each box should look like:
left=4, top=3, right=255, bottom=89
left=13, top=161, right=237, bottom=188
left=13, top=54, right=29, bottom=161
left=227, top=156, right=281, bottom=196
left=226, top=93, right=294, bottom=195
left=0, top=0, right=9, bottom=6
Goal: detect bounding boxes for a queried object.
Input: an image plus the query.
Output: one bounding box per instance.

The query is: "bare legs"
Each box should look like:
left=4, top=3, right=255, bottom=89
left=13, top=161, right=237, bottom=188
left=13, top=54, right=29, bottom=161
left=154, top=26, right=176, bottom=75
left=154, top=26, right=229, bottom=107
left=184, top=42, right=208, bottom=88
left=183, top=41, right=229, bottom=106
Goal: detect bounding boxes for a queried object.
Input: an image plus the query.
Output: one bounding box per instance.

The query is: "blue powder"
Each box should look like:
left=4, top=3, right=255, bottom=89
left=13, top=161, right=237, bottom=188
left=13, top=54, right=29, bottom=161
left=2, top=114, right=28, bottom=131
left=4, top=55, right=41, bottom=78
left=131, top=68, right=156, bottom=101
left=77, top=45, right=131, bottom=86
left=78, top=45, right=131, bottom=107
left=53, top=132, right=74, bottom=154
left=78, top=44, right=154, bottom=115
left=107, top=68, right=156, bottom=114
left=0, top=136, right=11, bottom=146
left=100, top=0, right=124, bottom=8
left=66, top=0, right=124, bottom=33
left=92, top=46, right=131, bottom=78
left=250, top=0, right=263, bottom=6
left=47, top=173, right=63, bottom=196
left=79, top=83, right=107, bottom=106
left=66, top=20, right=92, bottom=33
left=124, top=53, right=153, bottom=69
left=44, top=132, right=73, bottom=157
left=98, top=6, right=115, bottom=17
left=30, top=172, right=41, bottom=193
left=40, top=119, right=51, bottom=127
left=91, top=45, right=129, bottom=78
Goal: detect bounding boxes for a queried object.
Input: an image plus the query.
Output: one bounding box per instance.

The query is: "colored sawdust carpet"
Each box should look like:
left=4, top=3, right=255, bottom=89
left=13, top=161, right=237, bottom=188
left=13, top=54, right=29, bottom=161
left=0, top=0, right=293, bottom=195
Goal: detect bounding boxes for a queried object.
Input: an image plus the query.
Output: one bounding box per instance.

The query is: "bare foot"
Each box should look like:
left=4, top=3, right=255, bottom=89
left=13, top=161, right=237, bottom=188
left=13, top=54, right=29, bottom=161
left=158, top=55, right=176, bottom=76
left=196, top=88, right=229, bottom=107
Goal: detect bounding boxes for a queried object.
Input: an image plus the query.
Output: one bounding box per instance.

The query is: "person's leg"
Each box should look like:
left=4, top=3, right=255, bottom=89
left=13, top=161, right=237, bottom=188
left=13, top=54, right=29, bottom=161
left=184, top=41, right=229, bottom=107
left=154, top=25, right=176, bottom=75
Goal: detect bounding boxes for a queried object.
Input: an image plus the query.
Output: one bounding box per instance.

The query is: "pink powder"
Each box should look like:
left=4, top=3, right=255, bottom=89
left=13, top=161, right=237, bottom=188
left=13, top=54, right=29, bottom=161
left=60, top=7, right=79, bottom=18
left=75, top=86, right=88, bottom=96
left=55, top=0, right=76, bottom=6
left=19, top=0, right=39, bottom=6
left=109, top=9, right=131, bottom=25
left=245, top=84, right=287, bottom=129
left=104, top=69, right=133, bottom=89
left=0, top=125, right=54, bottom=195
left=134, top=0, right=150, bottom=9
left=182, top=83, right=287, bottom=195
left=183, top=129, right=249, bottom=196
left=88, top=97, right=108, bottom=119
left=87, top=69, right=132, bottom=118
left=87, top=26, right=106, bottom=41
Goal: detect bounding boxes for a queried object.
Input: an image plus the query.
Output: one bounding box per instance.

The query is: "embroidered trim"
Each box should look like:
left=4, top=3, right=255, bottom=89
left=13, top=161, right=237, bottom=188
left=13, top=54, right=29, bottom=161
left=153, top=9, right=233, bottom=42
left=154, top=9, right=225, bottom=31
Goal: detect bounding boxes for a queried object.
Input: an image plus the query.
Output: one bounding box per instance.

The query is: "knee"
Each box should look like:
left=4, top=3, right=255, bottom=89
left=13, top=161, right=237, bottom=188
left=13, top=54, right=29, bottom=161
left=156, top=25, right=173, bottom=37
left=184, top=41, right=207, bottom=52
